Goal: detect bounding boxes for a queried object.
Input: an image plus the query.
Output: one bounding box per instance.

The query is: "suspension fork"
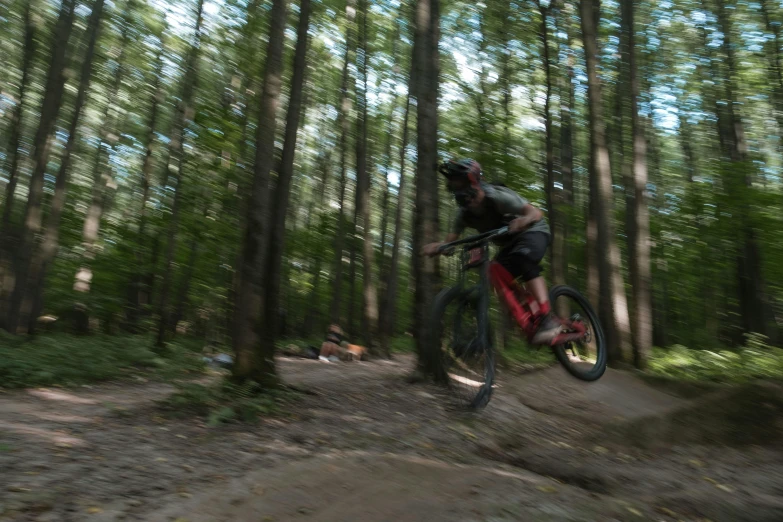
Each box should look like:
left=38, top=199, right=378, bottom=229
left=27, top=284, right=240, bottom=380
left=477, top=244, right=491, bottom=347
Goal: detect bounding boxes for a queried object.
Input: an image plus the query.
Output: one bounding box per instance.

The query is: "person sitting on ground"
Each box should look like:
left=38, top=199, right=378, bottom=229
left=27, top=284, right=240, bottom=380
left=320, top=324, right=347, bottom=362
left=319, top=324, right=368, bottom=362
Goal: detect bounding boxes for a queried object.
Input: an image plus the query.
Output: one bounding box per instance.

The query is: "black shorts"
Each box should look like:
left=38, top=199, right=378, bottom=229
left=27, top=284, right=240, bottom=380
left=494, top=232, right=550, bottom=282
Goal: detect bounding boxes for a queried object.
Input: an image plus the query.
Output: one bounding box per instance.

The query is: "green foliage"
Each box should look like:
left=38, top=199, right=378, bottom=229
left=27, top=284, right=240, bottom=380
left=390, top=335, right=415, bottom=353
left=160, top=378, right=300, bottom=425
left=0, top=334, right=206, bottom=389
left=648, top=334, right=783, bottom=383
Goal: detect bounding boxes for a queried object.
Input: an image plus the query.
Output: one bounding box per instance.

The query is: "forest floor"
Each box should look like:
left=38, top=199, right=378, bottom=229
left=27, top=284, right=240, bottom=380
left=1, top=354, right=782, bottom=522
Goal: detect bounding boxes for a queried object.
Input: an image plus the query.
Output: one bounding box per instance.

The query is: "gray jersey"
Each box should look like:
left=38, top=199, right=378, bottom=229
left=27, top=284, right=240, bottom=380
left=451, top=183, right=550, bottom=250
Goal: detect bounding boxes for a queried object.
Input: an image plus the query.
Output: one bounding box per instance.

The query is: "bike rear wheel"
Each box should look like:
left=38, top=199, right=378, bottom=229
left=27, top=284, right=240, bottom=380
left=430, top=285, right=495, bottom=409
left=549, top=285, right=607, bottom=381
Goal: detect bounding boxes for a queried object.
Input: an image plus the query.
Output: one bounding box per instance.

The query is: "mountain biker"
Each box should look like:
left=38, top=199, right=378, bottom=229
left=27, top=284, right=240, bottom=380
left=421, top=158, right=562, bottom=345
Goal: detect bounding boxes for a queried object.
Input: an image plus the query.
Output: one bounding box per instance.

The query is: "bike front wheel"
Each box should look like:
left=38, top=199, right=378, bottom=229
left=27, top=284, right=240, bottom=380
left=430, top=285, right=495, bottom=409
left=549, top=285, right=607, bottom=381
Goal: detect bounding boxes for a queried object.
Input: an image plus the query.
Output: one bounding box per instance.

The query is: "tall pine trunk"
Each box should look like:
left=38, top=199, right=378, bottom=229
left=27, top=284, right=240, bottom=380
left=1, top=0, right=35, bottom=231
left=623, top=0, right=652, bottom=368
left=79, top=0, right=134, bottom=276
left=379, top=91, right=411, bottom=355
left=265, top=0, right=311, bottom=350
left=232, top=0, right=287, bottom=385
left=10, top=0, right=103, bottom=333
left=3, top=0, right=76, bottom=332
left=711, top=0, right=774, bottom=342
left=25, top=0, right=106, bottom=333
left=498, top=0, right=513, bottom=182
left=329, top=0, right=357, bottom=326
left=553, top=6, right=575, bottom=293
left=537, top=0, right=555, bottom=250
left=354, top=0, right=379, bottom=350
left=412, top=0, right=444, bottom=381
left=172, top=238, right=199, bottom=329
left=580, top=0, right=633, bottom=364
left=761, top=0, right=783, bottom=137
left=303, top=148, right=332, bottom=335
left=0, top=0, right=36, bottom=331
left=156, top=0, right=205, bottom=347
left=127, top=30, right=166, bottom=331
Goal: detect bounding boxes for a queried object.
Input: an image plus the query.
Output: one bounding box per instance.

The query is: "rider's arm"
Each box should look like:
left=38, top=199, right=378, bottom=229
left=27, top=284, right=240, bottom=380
left=490, top=188, right=544, bottom=233
left=422, top=232, right=459, bottom=256
left=509, top=203, right=544, bottom=232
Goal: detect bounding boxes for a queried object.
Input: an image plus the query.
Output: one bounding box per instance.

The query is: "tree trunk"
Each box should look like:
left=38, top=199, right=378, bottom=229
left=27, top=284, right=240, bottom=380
left=623, top=0, right=652, bottom=369
left=379, top=89, right=402, bottom=278
left=761, top=0, right=783, bottom=135
left=537, top=0, right=555, bottom=251
left=498, top=0, right=513, bottom=182
left=0, top=0, right=36, bottom=331
left=329, top=0, right=357, bottom=326
left=67, top=1, right=133, bottom=329
left=1, top=0, right=35, bottom=231
left=376, top=9, right=405, bottom=277
left=27, top=0, right=106, bottom=333
left=79, top=1, right=135, bottom=273
left=156, top=0, right=205, bottom=348
left=679, top=114, right=697, bottom=183
left=412, top=0, right=444, bottom=381
left=265, top=0, right=311, bottom=350
left=553, top=9, right=575, bottom=290
left=14, top=0, right=104, bottom=333
left=172, top=238, right=199, bottom=330
left=580, top=0, right=633, bottom=364
left=378, top=69, right=410, bottom=346
left=475, top=6, right=492, bottom=160
left=353, top=0, right=379, bottom=351
left=378, top=165, right=391, bottom=270
left=348, top=231, right=357, bottom=334
left=127, top=30, right=166, bottom=331
left=3, top=0, right=76, bottom=332
left=303, top=148, right=332, bottom=335
left=379, top=95, right=411, bottom=355
left=496, top=0, right=514, bottom=345
left=231, top=0, right=287, bottom=385
left=712, top=0, right=773, bottom=341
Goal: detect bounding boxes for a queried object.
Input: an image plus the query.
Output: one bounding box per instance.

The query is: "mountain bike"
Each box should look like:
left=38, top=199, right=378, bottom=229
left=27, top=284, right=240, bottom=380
left=429, top=226, right=607, bottom=409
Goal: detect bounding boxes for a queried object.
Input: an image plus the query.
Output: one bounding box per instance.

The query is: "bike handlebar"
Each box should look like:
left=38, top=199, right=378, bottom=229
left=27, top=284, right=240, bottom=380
left=437, top=226, right=509, bottom=254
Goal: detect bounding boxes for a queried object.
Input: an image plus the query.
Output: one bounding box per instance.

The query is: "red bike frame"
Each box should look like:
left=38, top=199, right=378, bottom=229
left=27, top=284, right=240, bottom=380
left=487, top=255, right=586, bottom=346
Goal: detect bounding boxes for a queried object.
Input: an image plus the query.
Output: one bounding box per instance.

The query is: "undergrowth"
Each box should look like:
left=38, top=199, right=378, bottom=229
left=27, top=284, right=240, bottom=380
left=390, top=336, right=415, bottom=353
left=648, top=333, right=783, bottom=383
left=0, top=332, right=206, bottom=389
left=159, top=379, right=300, bottom=425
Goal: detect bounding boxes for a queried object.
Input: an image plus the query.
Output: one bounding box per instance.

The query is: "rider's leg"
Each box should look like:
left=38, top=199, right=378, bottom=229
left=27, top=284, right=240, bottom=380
left=525, top=276, right=551, bottom=316
left=489, top=262, right=529, bottom=329
left=511, top=233, right=562, bottom=344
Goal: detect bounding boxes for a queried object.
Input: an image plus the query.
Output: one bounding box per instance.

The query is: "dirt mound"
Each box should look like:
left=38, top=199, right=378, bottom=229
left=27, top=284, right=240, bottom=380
left=500, top=366, right=686, bottom=425
left=609, top=381, right=783, bottom=447
left=143, top=452, right=620, bottom=522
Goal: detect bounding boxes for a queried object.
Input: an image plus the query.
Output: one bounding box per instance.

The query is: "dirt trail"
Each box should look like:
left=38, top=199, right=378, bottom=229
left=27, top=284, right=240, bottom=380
left=1, top=355, right=782, bottom=522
